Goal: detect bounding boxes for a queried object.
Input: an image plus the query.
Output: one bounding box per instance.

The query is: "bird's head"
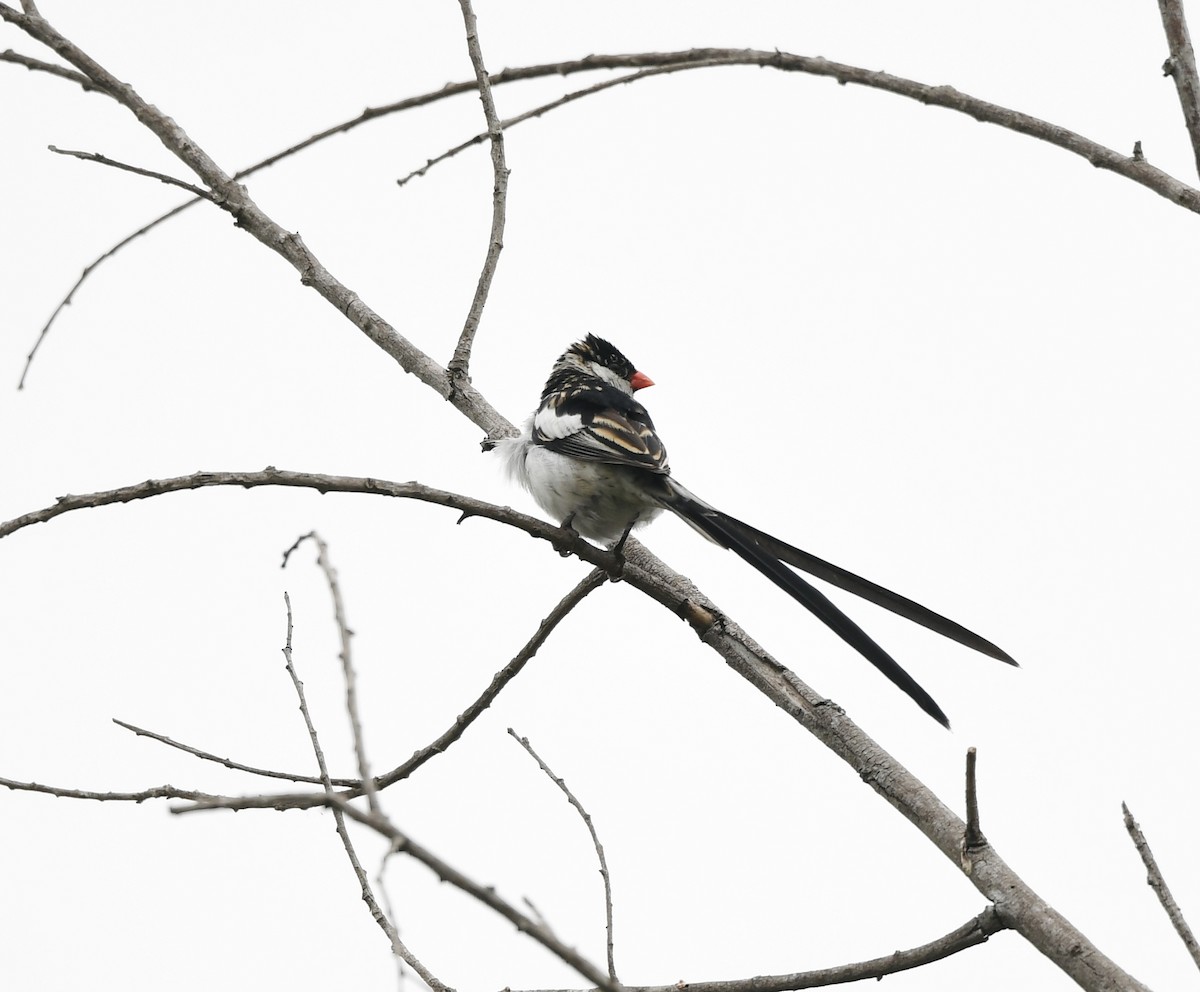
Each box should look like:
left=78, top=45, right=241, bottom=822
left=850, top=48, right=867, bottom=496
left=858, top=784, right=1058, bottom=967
left=560, top=334, right=655, bottom=394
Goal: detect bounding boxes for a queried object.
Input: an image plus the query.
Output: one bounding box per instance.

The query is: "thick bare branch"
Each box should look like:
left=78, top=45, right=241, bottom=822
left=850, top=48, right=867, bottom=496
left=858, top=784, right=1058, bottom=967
left=1123, top=802, right=1200, bottom=972
left=1158, top=0, right=1200, bottom=178
left=448, top=0, right=508, bottom=386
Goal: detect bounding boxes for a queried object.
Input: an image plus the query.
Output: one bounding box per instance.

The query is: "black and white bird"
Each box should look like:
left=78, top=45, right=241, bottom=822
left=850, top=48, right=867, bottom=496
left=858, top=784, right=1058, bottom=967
left=496, top=334, right=1015, bottom=727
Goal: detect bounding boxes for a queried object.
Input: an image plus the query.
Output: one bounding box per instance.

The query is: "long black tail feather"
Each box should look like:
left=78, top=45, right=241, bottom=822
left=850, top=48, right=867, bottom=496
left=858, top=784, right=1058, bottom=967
left=661, top=482, right=976, bottom=727
left=722, top=515, right=1016, bottom=666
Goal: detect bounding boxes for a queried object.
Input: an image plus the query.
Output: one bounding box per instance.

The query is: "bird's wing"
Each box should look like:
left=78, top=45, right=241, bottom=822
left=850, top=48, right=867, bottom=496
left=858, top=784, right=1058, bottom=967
left=534, top=385, right=669, bottom=473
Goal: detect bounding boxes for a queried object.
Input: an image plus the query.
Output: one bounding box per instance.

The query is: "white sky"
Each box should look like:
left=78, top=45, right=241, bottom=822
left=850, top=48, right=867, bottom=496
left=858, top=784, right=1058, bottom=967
left=2, top=2, right=1198, bottom=990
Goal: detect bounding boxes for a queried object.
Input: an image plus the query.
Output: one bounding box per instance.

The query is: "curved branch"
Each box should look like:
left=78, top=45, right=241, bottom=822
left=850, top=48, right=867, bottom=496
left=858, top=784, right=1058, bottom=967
left=514, top=906, right=1007, bottom=992
left=10, top=40, right=1200, bottom=389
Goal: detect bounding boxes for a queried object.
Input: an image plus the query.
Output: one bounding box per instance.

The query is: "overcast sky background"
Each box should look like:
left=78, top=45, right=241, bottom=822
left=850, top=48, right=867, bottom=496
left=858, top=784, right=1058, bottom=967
left=2, top=2, right=1198, bottom=990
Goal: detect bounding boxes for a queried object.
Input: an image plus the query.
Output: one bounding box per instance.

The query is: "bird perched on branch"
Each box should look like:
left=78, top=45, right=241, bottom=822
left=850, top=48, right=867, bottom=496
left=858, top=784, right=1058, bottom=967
left=494, top=334, right=1014, bottom=727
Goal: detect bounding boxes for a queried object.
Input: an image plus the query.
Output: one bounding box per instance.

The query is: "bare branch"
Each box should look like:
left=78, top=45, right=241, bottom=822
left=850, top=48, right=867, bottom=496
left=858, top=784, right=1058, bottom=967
left=0, top=48, right=94, bottom=89
left=447, top=0, right=508, bottom=387
left=1158, top=0, right=1200, bottom=178
left=508, top=729, right=620, bottom=983
left=0, top=776, right=216, bottom=803
left=1122, top=802, right=1200, bottom=972
left=47, top=145, right=215, bottom=199
left=285, top=533, right=380, bottom=813
left=0, top=13, right=1166, bottom=985
left=398, top=60, right=735, bottom=188
left=280, top=592, right=449, bottom=991
left=963, top=746, right=986, bottom=851
left=328, top=797, right=620, bottom=992
left=112, top=718, right=359, bottom=787
left=0, top=469, right=610, bottom=570
left=1, top=4, right=492, bottom=428
left=374, top=568, right=608, bottom=789
left=16, top=197, right=197, bottom=389
left=161, top=567, right=609, bottom=815
left=15, top=44, right=1200, bottom=388
left=515, top=907, right=1007, bottom=992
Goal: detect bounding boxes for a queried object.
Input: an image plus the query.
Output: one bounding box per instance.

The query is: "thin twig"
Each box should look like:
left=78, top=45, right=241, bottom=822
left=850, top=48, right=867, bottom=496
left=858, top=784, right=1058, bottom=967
left=0, top=777, right=215, bottom=803
left=327, top=796, right=620, bottom=992
left=281, top=593, right=450, bottom=991
left=374, top=568, right=608, bottom=789
left=1122, top=802, right=1200, bottom=972
left=0, top=48, right=94, bottom=88
left=164, top=568, right=609, bottom=814
left=447, top=0, right=508, bottom=388
left=112, top=718, right=359, bottom=787
left=47, top=145, right=215, bottom=199
left=16, top=198, right=197, bottom=389
left=398, top=58, right=741, bottom=187
left=508, top=728, right=620, bottom=983
left=1158, top=0, right=1200, bottom=179
left=286, top=533, right=380, bottom=813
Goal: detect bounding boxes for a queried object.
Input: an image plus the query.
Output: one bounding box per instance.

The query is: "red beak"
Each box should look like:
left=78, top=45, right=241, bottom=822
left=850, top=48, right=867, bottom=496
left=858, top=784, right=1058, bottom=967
left=630, top=371, right=654, bottom=391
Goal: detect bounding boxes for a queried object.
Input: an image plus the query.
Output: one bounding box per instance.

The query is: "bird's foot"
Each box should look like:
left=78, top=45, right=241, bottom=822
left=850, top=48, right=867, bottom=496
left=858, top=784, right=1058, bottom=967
left=604, top=524, right=635, bottom=581
left=553, top=514, right=579, bottom=556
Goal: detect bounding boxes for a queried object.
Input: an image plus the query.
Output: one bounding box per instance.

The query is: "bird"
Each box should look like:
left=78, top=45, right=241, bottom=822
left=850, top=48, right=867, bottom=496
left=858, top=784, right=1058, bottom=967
left=494, top=334, right=1015, bottom=727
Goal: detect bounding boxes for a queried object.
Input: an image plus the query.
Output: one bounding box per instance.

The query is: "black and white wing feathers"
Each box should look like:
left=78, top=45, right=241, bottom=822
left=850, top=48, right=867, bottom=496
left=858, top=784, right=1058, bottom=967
left=534, top=375, right=669, bottom=474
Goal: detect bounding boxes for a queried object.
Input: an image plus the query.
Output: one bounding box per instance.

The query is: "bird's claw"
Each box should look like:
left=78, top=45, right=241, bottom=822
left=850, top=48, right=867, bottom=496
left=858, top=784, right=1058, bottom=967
left=605, top=525, right=634, bottom=581
left=553, top=515, right=579, bottom=556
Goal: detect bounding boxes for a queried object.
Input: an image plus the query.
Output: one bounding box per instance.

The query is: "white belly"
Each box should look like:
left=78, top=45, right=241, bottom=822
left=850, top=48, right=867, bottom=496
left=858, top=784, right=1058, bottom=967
left=521, top=445, right=663, bottom=544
